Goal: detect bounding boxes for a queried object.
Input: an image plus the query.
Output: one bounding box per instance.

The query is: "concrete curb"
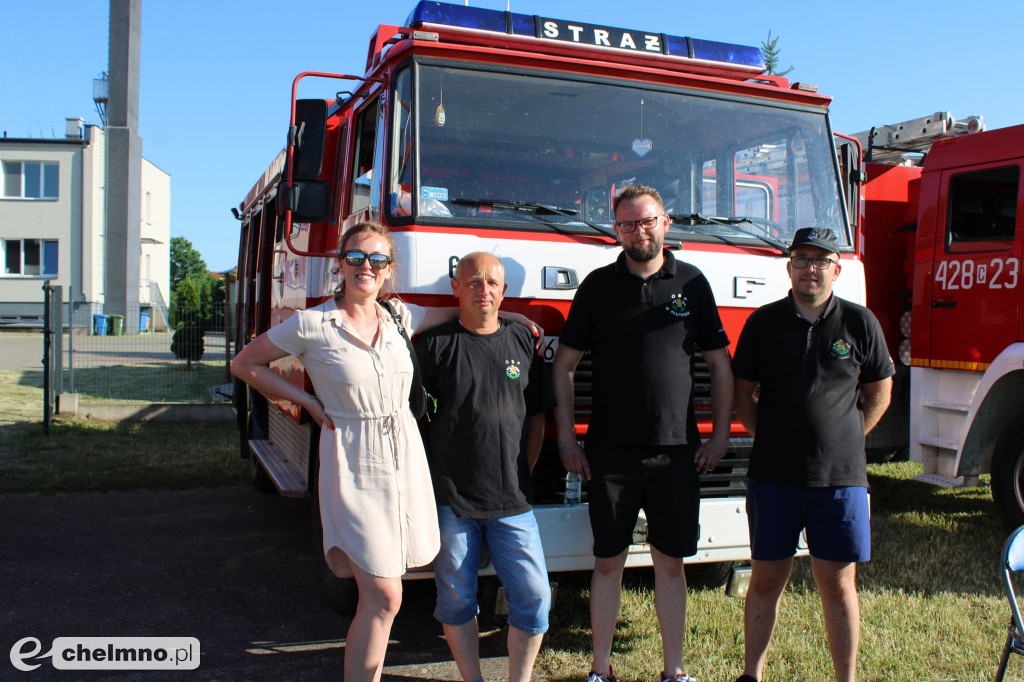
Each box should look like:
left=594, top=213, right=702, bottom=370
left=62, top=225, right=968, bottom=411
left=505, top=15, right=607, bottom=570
left=64, top=401, right=235, bottom=422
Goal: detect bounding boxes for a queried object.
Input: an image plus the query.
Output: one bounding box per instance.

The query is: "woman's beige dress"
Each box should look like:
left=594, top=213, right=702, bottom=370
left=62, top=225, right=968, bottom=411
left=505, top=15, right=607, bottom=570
left=268, top=298, right=440, bottom=578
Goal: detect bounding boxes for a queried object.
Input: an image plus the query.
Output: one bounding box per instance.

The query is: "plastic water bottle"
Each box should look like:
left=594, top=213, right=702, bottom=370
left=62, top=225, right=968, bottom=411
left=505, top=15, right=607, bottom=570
left=564, top=472, right=582, bottom=507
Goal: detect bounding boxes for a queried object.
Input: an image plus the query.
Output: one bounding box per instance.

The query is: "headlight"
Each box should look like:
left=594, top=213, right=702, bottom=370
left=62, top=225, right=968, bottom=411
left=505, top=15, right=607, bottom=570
left=899, top=311, right=912, bottom=339
left=898, top=338, right=912, bottom=366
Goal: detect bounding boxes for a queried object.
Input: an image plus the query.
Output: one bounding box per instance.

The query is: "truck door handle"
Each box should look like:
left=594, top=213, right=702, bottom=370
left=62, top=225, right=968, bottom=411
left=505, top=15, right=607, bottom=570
left=931, top=300, right=957, bottom=308
left=543, top=266, right=579, bottom=290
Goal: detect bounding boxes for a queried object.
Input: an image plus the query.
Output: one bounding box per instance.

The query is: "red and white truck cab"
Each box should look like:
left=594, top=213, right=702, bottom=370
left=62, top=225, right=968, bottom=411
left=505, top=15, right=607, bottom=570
left=232, top=1, right=859, bottom=607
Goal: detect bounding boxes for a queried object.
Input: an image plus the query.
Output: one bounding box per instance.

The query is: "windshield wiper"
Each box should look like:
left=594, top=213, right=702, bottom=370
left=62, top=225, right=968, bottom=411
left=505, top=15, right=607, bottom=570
left=451, top=198, right=577, bottom=216
left=451, top=198, right=617, bottom=239
left=668, top=213, right=788, bottom=255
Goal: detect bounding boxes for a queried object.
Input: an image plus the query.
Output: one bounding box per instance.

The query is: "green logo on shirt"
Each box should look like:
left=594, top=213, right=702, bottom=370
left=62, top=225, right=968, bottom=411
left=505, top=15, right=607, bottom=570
left=667, top=293, right=690, bottom=318
left=831, top=338, right=852, bottom=359
left=505, top=360, right=522, bottom=379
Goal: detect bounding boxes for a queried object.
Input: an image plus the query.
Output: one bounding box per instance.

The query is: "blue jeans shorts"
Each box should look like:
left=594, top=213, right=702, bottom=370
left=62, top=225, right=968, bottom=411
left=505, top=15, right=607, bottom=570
left=433, top=506, right=550, bottom=635
left=747, top=479, right=871, bottom=563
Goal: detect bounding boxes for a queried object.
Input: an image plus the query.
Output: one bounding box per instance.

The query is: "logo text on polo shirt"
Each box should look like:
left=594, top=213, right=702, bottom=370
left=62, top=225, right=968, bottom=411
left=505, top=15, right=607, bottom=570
left=505, top=359, right=522, bottom=379
left=830, top=338, right=852, bottom=359
left=667, top=293, right=690, bottom=318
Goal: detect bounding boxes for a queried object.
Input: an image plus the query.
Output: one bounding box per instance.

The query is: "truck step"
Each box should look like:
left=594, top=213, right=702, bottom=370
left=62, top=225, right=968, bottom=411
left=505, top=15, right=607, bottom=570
left=249, top=439, right=308, bottom=498
left=913, top=473, right=966, bottom=488
left=917, top=436, right=960, bottom=451
left=922, top=400, right=971, bottom=413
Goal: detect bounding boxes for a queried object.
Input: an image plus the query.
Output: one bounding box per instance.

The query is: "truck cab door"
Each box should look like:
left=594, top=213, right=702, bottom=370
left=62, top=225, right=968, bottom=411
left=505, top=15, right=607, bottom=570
left=928, top=164, right=1021, bottom=368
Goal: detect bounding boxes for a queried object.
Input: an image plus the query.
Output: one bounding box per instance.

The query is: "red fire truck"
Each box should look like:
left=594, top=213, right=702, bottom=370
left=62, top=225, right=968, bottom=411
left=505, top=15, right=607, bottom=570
left=854, top=112, right=1024, bottom=528
left=231, top=1, right=860, bottom=608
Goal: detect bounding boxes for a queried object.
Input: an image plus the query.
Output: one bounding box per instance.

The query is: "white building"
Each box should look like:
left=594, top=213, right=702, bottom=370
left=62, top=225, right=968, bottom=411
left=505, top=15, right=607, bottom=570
left=0, top=117, right=170, bottom=330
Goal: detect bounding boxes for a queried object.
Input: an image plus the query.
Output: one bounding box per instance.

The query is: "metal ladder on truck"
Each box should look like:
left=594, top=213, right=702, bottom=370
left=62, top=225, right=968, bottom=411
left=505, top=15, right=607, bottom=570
left=852, top=111, right=984, bottom=164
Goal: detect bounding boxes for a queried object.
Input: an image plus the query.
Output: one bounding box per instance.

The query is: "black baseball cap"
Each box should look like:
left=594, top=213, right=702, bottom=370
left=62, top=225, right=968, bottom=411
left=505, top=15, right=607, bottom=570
left=789, top=227, right=840, bottom=255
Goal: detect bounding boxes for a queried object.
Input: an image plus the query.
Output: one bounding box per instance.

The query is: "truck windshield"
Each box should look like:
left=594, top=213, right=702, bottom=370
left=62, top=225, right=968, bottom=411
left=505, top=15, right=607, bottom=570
left=392, top=62, right=849, bottom=247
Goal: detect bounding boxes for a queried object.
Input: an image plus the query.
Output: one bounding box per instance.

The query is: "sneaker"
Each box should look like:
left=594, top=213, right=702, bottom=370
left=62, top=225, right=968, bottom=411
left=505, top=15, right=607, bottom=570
left=586, top=667, right=616, bottom=682
left=659, top=673, right=697, bottom=682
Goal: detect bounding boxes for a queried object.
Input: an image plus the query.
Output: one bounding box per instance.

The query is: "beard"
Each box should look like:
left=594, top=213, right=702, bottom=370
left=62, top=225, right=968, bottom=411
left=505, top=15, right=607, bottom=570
left=623, top=236, right=661, bottom=263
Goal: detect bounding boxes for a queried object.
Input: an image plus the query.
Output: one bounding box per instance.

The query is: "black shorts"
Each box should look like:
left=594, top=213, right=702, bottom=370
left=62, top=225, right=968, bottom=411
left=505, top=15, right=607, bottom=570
left=586, top=443, right=700, bottom=559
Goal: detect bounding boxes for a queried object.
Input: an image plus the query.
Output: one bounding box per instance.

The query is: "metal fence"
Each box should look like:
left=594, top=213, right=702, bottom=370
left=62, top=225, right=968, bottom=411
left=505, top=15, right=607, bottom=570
left=62, top=301, right=231, bottom=404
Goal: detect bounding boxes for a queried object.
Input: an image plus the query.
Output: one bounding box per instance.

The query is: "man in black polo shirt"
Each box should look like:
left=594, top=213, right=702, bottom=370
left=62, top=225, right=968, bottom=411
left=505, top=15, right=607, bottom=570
left=415, top=251, right=553, bottom=682
left=731, top=227, right=894, bottom=682
left=552, top=184, right=734, bottom=682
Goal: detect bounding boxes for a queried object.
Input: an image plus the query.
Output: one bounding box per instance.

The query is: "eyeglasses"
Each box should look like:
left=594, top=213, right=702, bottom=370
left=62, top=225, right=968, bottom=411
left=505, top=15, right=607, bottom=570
left=790, top=255, right=836, bottom=270
left=614, top=215, right=663, bottom=233
left=343, top=250, right=393, bottom=269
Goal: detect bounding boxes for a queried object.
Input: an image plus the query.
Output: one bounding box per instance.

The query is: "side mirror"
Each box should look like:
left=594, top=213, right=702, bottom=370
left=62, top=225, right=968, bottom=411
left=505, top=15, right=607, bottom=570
left=292, top=99, right=328, bottom=181
left=278, top=180, right=330, bottom=223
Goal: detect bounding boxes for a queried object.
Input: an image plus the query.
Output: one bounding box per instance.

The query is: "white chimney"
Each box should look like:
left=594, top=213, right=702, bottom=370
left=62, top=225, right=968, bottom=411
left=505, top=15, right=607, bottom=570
left=65, top=117, right=84, bottom=139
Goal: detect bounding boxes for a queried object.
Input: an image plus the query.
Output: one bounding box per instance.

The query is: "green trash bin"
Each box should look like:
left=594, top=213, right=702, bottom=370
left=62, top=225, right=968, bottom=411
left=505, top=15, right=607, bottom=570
left=108, top=314, right=125, bottom=336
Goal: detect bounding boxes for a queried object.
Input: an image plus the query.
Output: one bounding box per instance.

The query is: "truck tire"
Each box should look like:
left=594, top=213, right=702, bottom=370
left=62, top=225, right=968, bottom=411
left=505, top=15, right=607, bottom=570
left=684, top=561, right=734, bottom=590
left=307, top=422, right=359, bottom=615
left=990, top=414, right=1024, bottom=530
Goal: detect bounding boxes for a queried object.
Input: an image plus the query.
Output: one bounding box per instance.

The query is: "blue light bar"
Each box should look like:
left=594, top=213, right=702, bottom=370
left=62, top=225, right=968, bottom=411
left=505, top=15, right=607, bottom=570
left=405, top=1, right=765, bottom=71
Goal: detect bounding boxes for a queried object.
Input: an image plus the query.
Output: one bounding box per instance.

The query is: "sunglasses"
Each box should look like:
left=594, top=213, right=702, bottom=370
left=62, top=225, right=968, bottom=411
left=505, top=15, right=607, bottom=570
left=343, top=250, right=393, bottom=270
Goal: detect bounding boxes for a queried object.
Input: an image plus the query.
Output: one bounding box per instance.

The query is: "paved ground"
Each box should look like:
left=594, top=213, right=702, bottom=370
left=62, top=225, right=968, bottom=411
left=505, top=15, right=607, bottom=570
left=1, top=332, right=536, bottom=679
left=0, top=487, right=525, bottom=681
left=0, top=329, right=228, bottom=371
left=0, top=330, right=47, bottom=371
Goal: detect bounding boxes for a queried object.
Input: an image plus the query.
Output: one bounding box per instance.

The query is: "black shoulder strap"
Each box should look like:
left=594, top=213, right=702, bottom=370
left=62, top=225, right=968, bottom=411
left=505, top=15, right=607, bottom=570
left=379, top=298, right=429, bottom=419
left=379, top=299, right=408, bottom=339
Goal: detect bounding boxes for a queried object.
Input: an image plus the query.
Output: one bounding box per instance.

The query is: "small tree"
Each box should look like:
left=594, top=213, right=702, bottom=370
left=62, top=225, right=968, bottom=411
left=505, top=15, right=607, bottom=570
left=205, top=276, right=226, bottom=332
left=171, top=273, right=198, bottom=328
left=760, top=31, right=794, bottom=77
left=170, top=237, right=208, bottom=291
left=171, top=276, right=205, bottom=369
left=198, top=276, right=213, bottom=331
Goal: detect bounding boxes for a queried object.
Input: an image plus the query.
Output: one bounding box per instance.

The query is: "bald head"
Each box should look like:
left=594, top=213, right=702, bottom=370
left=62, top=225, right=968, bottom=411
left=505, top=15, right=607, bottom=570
left=455, top=251, right=504, bottom=280
left=451, top=252, right=507, bottom=332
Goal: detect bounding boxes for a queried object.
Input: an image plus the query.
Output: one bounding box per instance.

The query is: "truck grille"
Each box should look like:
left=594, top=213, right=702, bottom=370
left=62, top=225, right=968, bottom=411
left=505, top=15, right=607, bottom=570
left=572, top=350, right=748, bottom=499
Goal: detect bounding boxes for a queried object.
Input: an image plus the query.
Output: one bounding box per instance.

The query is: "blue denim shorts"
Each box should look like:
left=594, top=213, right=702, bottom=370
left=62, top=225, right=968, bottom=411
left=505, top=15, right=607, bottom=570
left=433, top=506, right=550, bottom=634
left=747, top=479, right=871, bottom=563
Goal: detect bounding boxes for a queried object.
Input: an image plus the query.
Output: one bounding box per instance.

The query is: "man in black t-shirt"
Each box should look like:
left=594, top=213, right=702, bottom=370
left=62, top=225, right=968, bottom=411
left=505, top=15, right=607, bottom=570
left=415, top=252, right=553, bottom=682
left=552, top=185, right=734, bottom=682
left=731, top=228, right=894, bottom=682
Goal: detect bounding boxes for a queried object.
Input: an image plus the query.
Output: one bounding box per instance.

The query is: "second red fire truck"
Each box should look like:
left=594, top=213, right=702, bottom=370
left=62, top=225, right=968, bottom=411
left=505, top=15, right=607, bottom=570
left=854, top=112, right=1024, bottom=528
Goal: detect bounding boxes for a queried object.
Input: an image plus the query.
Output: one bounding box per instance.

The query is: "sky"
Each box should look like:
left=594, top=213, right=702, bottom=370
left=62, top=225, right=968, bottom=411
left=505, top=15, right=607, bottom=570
left=3, top=0, right=1022, bottom=272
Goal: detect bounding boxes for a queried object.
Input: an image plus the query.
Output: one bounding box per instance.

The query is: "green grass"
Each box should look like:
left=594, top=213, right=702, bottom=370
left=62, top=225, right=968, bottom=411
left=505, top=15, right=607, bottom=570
left=532, top=461, right=1015, bottom=682
left=0, top=419, right=247, bottom=493
left=0, top=329, right=230, bottom=403
left=0, top=370, right=247, bottom=493
left=1, top=367, right=1019, bottom=679
left=61, top=361, right=229, bottom=403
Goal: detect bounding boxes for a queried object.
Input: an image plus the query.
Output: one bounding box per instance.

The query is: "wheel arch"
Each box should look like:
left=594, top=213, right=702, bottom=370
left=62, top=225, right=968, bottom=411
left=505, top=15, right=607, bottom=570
left=959, top=346, right=1024, bottom=477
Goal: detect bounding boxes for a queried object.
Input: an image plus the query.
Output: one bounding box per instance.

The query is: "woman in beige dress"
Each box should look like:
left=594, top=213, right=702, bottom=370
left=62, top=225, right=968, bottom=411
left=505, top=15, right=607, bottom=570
left=231, top=221, right=539, bottom=682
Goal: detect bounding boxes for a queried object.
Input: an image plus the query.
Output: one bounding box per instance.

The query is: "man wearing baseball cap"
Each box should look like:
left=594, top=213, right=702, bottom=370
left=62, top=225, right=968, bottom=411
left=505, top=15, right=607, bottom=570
left=731, top=227, right=894, bottom=682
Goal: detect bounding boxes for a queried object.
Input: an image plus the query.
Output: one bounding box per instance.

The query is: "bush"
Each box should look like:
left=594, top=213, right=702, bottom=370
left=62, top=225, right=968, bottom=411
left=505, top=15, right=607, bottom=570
left=171, top=324, right=206, bottom=368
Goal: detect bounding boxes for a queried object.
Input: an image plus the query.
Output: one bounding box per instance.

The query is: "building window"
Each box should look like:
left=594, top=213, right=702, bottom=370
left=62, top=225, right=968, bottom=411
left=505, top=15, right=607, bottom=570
left=2, top=239, right=59, bottom=277
left=3, top=161, right=59, bottom=199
